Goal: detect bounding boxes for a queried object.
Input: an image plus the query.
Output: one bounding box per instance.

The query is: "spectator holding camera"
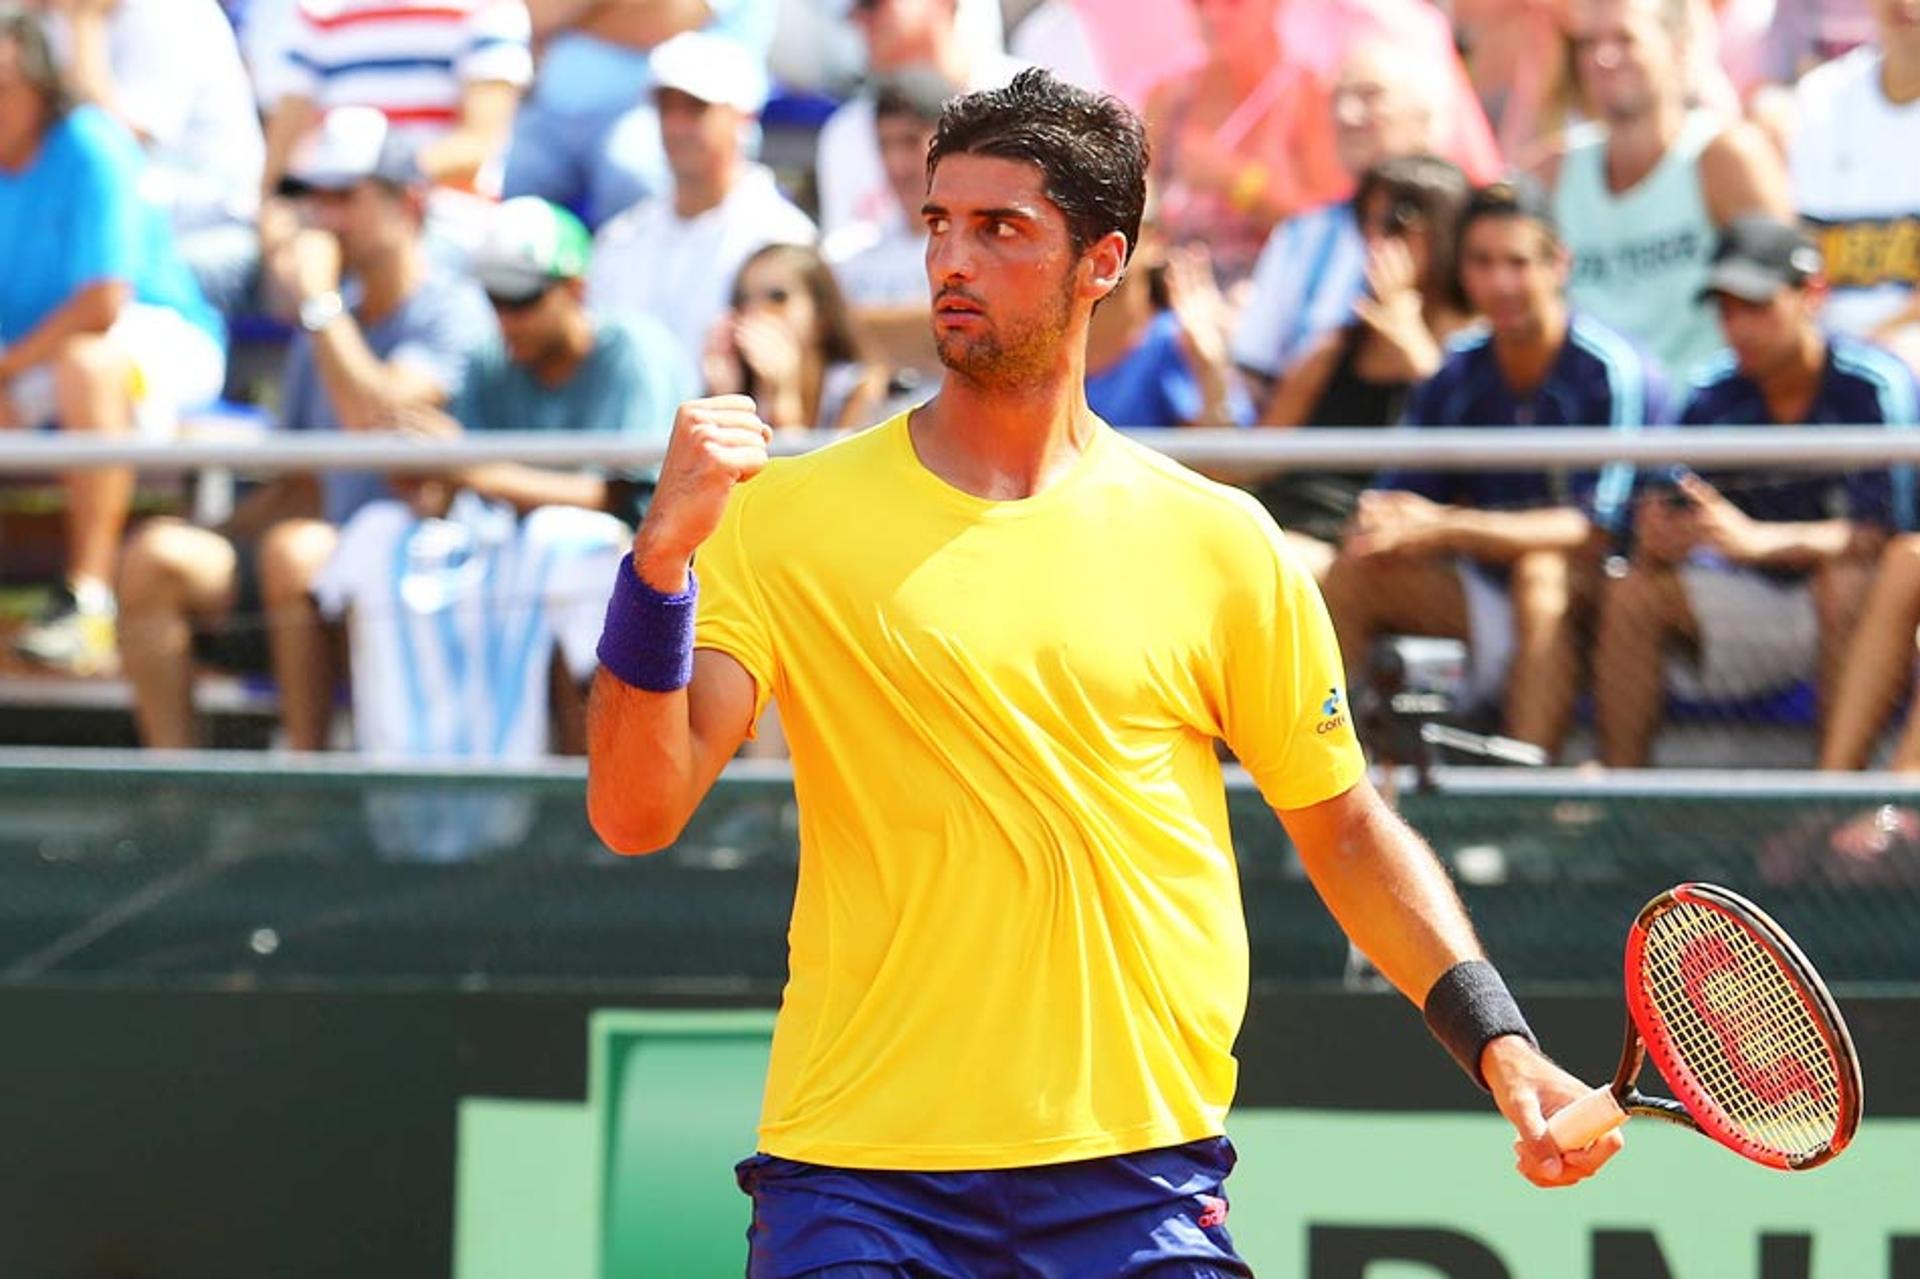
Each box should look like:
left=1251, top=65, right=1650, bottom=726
left=1319, top=181, right=1667, bottom=758
left=1596, top=216, right=1914, bottom=767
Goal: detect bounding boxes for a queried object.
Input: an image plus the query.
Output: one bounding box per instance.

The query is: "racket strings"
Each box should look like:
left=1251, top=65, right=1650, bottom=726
left=1639, top=903, right=1842, bottom=1160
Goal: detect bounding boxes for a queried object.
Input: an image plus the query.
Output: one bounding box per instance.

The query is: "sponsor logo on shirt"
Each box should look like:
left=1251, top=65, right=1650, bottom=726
left=1316, top=687, right=1348, bottom=735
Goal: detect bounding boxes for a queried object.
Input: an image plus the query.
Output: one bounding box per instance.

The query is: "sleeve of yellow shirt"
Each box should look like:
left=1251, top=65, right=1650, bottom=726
left=1211, top=508, right=1366, bottom=812
left=692, top=485, right=780, bottom=733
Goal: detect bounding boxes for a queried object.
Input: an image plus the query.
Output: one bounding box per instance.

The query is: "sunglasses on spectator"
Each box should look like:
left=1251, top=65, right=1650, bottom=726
left=733, top=286, right=794, bottom=308
left=486, top=283, right=555, bottom=313
left=1360, top=200, right=1422, bottom=239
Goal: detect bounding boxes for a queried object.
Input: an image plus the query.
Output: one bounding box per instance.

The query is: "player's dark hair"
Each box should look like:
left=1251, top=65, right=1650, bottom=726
left=1353, top=155, right=1472, bottom=313
left=926, top=68, right=1148, bottom=264
left=0, top=7, right=75, bottom=123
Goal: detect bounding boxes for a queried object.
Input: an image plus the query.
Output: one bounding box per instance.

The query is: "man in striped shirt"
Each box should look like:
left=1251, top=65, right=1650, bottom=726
left=257, top=0, right=532, bottom=266
left=1593, top=215, right=1916, bottom=767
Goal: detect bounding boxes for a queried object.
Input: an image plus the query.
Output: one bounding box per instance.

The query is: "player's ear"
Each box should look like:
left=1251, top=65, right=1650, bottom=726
left=1083, top=230, right=1129, bottom=301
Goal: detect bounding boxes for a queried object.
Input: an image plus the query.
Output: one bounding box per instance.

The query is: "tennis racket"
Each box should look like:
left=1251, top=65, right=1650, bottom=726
left=1546, top=882, right=1862, bottom=1171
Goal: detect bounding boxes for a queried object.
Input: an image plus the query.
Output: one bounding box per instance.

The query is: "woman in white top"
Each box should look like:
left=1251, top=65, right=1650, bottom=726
left=702, top=242, right=890, bottom=434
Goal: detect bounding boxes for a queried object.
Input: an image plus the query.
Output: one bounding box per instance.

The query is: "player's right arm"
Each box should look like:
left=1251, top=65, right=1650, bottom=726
left=586, top=396, right=771, bottom=855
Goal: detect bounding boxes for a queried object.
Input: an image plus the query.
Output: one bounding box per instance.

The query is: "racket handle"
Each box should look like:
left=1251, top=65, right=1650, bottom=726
left=1548, top=1086, right=1627, bottom=1151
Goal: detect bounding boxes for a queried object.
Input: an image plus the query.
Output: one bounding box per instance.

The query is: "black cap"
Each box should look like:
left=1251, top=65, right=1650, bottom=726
left=1697, top=215, right=1823, bottom=303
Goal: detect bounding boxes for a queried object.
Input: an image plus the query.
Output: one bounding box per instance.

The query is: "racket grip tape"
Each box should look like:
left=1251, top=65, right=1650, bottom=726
left=1547, top=1087, right=1627, bottom=1151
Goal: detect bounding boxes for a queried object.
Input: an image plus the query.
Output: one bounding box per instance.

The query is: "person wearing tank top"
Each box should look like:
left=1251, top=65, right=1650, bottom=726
left=1542, top=0, right=1791, bottom=384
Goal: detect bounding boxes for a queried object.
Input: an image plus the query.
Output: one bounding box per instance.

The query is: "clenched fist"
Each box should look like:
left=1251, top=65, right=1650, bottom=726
left=631, top=395, right=773, bottom=590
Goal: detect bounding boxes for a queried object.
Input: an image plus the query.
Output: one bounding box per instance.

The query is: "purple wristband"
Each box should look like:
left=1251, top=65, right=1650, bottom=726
left=597, top=554, right=698, bottom=692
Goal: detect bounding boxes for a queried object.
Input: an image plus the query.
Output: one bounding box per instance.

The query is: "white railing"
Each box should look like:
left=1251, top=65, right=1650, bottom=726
left=0, top=426, right=1915, bottom=472
left=1, top=748, right=1917, bottom=797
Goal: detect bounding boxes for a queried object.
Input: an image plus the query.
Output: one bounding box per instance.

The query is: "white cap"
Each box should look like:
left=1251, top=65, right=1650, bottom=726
left=649, top=32, right=769, bottom=115
left=280, top=105, right=420, bottom=195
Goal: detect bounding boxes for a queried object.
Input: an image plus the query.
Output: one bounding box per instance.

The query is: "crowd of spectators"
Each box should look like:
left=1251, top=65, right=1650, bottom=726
left=1, top=0, right=1919, bottom=776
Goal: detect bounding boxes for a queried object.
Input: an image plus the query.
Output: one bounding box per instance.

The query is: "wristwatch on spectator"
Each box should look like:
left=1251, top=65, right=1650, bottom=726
left=297, top=290, right=346, bottom=334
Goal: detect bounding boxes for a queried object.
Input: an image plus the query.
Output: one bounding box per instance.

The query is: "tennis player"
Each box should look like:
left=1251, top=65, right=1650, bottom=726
left=588, top=69, right=1621, bottom=1276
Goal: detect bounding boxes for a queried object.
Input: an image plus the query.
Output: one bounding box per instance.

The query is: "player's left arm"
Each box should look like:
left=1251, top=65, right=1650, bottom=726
left=1277, top=778, right=1626, bottom=1187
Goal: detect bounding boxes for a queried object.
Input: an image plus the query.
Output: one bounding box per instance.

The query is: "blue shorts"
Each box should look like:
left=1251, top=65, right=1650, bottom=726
left=735, top=1136, right=1252, bottom=1278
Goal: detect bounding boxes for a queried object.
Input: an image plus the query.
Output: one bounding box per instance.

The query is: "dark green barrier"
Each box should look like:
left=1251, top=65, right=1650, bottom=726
left=1, top=755, right=1918, bottom=988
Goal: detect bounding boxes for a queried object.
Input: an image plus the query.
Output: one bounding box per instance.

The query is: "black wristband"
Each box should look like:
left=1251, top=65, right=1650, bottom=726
left=1422, top=959, right=1536, bottom=1090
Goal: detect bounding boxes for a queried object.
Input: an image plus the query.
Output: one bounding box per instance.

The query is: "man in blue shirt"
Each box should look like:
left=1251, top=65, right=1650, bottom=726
left=1321, top=181, right=1667, bottom=758
left=116, top=106, right=495, bottom=752
left=1593, top=215, right=1914, bottom=767
left=0, top=12, right=227, bottom=674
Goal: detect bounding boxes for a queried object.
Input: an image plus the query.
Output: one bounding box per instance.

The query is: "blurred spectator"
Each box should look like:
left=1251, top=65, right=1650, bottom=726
left=315, top=471, right=628, bottom=853
left=257, top=0, right=533, bottom=273
left=1823, top=533, right=1920, bottom=771
left=1792, top=4, right=1920, bottom=374
left=703, top=242, right=887, bottom=431
left=1707, top=0, right=1776, bottom=103
left=1146, top=0, right=1499, bottom=285
left=813, top=0, right=1021, bottom=244
left=768, top=0, right=1002, bottom=97
left=1596, top=217, right=1909, bottom=766
left=1232, top=40, right=1451, bottom=393
left=826, top=69, right=948, bottom=381
left=1744, top=0, right=1873, bottom=154
left=0, top=12, right=226, bottom=675
left=117, top=106, right=494, bottom=750
left=1454, top=0, right=1570, bottom=167
left=231, top=0, right=308, bottom=107
left=444, top=195, right=695, bottom=520
left=1255, top=156, right=1473, bottom=580
left=1766, top=0, right=1876, bottom=83
left=1541, top=0, right=1791, bottom=386
left=588, top=32, right=814, bottom=371
left=1319, top=181, right=1667, bottom=757
left=1083, top=234, right=1244, bottom=429
left=1143, top=0, right=1317, bottom=287
left=501, top=0, right=775, bottom=229
left=29, top=0, right=265, bottom=315
left=1006, top=0, right=1105, bottom=96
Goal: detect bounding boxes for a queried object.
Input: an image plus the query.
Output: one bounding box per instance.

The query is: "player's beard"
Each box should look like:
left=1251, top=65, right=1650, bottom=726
left=934, top=279, right=1075, bottom=389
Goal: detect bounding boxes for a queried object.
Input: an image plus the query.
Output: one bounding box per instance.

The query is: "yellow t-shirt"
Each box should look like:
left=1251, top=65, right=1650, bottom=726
left=694, top=411, right=1365, bottom=1170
